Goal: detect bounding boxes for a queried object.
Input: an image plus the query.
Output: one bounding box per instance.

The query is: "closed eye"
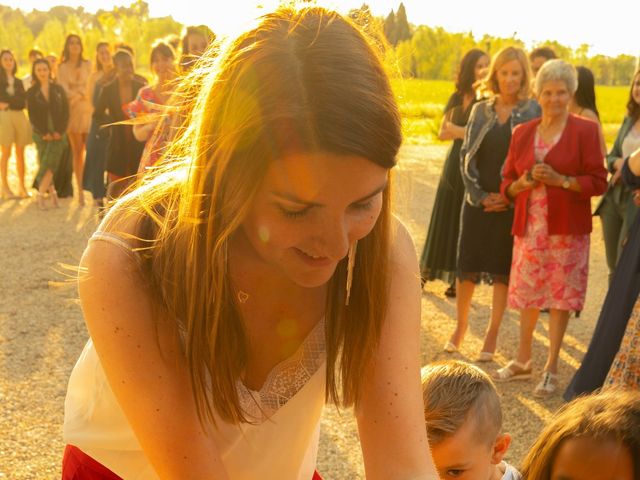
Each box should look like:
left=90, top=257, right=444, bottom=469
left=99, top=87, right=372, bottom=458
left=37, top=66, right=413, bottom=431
left=351, top=199, right=374, bottom=211
left=277, top=204, right=311, bottom=219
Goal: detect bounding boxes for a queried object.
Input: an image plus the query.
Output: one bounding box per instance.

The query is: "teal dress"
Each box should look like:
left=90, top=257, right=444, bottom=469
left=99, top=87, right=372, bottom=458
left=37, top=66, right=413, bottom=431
left=420, top=92, right=476, bottom=284
left=33, top=114, right=69, bottom=185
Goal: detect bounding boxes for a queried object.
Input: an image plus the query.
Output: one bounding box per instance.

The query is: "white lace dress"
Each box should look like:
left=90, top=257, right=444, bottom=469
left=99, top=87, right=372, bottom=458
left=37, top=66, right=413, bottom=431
left=63, top=233, right=327, bottom=479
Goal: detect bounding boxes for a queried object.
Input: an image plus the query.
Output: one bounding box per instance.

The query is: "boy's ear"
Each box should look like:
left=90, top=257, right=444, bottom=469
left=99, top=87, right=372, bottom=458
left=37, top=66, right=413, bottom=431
left=490, top=433, right=511, bottom=465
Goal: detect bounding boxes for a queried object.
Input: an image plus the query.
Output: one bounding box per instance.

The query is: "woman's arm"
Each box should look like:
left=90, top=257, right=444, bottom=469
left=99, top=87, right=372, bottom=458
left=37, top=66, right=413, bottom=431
left=438, top=119, right=465, bottom=142
left=627, top=148, right=640, bottom=176
left=356, top=222, right=437, bottom=480
left=26, top=90, right=44, bottom=135
left=459, top=103, right=489, bottom=206
left=7, top=79, right=26, bottom=110
left=606, top=118, right=629, bottom=173
left=580, top=109, right=607, bottom=156
left=133, top=122, right=156, bottom=142
left=78, top=216, right=230, bottom=479
left=57, top=64, right=80, bottom=104
left=574, top=121, right=608, bottom=197
left=56, top=86, right=70, bottom=135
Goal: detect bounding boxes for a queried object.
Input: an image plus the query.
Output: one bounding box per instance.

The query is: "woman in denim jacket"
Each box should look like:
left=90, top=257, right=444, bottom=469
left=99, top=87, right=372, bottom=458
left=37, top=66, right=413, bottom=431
left=444, top=46, right=540, bottom=360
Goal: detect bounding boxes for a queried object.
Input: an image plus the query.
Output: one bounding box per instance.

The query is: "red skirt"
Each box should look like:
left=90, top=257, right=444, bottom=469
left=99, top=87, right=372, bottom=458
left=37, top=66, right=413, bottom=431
left=62, top=445, right=122, bottom=479
left=62, top=445, right=324, bottom=479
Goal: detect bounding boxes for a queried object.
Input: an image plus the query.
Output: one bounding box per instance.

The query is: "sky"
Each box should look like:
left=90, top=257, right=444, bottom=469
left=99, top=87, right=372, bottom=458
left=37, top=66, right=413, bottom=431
left=4, top=0, right=639, bottom=58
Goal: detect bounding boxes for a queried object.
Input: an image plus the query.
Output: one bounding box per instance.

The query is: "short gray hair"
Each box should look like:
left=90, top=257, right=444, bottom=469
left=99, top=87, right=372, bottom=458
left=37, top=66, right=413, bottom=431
left=535, top=59, right=577, bottom=96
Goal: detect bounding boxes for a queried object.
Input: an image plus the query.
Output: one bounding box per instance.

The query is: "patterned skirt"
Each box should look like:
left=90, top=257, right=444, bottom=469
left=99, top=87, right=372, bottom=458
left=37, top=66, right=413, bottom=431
left=508, top=186, right=589, bottom=311
left=605, top=295, right=640, bottom=389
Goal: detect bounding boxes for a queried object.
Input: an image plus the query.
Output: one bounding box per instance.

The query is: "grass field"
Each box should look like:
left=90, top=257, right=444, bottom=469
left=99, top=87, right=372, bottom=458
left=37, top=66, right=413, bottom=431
left=391, top=78, right=629, bottom=147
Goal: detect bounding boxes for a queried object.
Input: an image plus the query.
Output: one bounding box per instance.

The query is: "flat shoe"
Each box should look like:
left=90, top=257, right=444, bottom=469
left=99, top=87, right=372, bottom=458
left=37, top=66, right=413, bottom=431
left=444, top=284, right=456, bottom=298
left=534, top=371, right=558, bottom=398
left=443, top=341, right=458, bottom=353
left=476, top=351, right=494, bottom=362
left=493, top=360, right=532, bottom=382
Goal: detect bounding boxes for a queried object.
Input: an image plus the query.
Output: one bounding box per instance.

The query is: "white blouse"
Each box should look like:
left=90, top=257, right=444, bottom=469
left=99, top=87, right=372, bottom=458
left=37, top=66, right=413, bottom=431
left=64, top=232, right=327, bottom=479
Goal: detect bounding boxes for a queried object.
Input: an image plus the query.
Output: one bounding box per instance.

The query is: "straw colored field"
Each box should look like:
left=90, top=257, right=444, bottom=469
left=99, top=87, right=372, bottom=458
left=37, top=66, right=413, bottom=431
left=392, top=78, right=630, bottom=146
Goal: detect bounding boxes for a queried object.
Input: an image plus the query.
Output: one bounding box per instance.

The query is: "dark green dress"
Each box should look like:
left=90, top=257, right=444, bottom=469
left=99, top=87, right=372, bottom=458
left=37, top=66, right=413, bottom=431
left=420, top=92, right=476, bottom=284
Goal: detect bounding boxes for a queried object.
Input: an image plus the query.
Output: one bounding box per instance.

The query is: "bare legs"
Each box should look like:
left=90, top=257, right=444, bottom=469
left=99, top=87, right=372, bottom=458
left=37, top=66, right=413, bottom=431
left=449, top=279, right=508, bottom=354
left=14, top=145, right=28, bottom=196
left=1, top=144, right=15, bottom=198
left=515, top=308, right=570, bottom=374
left=68, top=132, right=87, bottom=205
left=481, top=282, right=508, bottom=354
left=36, top=169, right=59, bottom=209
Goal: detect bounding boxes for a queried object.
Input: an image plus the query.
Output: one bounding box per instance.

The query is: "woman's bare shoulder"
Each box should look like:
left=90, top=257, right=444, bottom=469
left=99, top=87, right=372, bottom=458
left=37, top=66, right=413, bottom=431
left=389, top=216, right=418, bottom=273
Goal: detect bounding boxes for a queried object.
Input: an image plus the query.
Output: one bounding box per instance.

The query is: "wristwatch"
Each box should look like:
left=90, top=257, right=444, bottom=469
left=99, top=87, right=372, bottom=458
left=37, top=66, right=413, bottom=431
left=562, top=176, right=571, bottom=189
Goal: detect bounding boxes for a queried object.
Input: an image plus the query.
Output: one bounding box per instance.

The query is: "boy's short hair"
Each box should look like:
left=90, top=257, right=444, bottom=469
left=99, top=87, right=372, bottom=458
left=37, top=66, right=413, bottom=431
left=421, top=360, right=502, bottom=446
left=529, top=46, right=557, bottom=62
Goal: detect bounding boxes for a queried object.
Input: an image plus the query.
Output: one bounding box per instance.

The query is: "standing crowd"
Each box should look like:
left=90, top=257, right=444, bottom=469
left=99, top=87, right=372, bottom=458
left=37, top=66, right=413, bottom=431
left=420, top=45, right=640, bottom=400
left=1, top=7, right=639, bottom=480
left=0, top=24, right=214, bottom=210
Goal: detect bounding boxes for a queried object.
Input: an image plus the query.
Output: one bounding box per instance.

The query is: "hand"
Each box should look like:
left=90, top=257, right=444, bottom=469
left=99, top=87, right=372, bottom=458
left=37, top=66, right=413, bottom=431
left=633, top=190, right=640, bottom=207
left=514, top=170, right=538, bottom=193
left=481, top=192, right=509, bottom=212
left=531, top=163, right=563, bottom=186
left=52, top=132, right=61, bottom=140
left=42, top=133, right=53, bottom=141
left=0, top=102, right=8, bottom=110
left=611, top=169, right=622, bottom=185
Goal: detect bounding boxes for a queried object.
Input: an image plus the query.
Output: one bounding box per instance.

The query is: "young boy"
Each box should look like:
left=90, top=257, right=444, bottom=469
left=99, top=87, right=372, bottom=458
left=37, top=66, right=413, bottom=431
left=421, top=360, right=520, bottom=480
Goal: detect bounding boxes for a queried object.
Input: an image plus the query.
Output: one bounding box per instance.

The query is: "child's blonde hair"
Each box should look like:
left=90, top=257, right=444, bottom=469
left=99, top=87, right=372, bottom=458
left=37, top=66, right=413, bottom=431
left=520, top=389, right=640, bottom=480
left=421, top=360, right=502, bottom=445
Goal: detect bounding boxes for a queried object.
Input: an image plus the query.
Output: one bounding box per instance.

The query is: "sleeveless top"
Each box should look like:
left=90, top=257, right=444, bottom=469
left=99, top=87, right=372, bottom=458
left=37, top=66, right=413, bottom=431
left=64, top=231, right=327, bottom=479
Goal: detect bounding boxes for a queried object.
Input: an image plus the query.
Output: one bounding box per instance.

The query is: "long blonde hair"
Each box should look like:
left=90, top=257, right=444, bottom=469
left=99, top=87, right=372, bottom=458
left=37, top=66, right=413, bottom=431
left=478, top=46, right=531, bottom=100
left=113, top=6, right=401, bottom=425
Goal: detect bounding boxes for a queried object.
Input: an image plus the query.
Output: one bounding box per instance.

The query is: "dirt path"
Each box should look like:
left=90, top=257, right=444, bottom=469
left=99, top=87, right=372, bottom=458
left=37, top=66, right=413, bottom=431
left=0, top=144, right=608, bottom=478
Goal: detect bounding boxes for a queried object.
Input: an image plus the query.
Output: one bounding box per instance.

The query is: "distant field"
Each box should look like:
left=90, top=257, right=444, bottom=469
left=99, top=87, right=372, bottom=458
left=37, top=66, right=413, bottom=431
left=391, top=78, right=629, bottom=147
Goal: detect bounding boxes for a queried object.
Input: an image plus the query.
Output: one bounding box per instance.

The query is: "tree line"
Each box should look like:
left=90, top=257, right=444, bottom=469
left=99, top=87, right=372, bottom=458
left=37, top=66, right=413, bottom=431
left=0, top=0, right=181, bottom=73
left=1, top=1, right=636, bottom=86
left=353, top=3, right=638, bottom=86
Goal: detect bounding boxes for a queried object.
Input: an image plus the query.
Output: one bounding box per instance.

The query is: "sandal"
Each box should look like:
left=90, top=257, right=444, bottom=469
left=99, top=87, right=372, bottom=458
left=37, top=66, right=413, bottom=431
left=534, top=371, right=558, bottom=398
left=476, top=351, right=495, bottom=362
left=493, top=360, right=532, bottom=382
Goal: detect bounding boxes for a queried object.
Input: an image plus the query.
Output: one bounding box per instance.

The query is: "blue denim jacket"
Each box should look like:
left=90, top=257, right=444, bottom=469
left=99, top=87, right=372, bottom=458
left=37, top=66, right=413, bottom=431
left=460, top=97, right=541, bottom=206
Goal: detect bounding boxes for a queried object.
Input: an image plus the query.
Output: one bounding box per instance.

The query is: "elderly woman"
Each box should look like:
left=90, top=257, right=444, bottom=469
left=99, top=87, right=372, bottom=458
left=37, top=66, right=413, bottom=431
left=447, top=46, right=539, bottom=359
left=495, top=60, right=607, bottom=397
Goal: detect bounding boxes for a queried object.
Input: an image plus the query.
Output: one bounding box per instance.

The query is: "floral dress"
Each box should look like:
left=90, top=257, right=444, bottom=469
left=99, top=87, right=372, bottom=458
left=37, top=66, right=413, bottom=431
left=123, top=86, right=170, bottom=173
left=605, top=294, right=640, bottom=389
left=508, top=132, right=590, bottom=311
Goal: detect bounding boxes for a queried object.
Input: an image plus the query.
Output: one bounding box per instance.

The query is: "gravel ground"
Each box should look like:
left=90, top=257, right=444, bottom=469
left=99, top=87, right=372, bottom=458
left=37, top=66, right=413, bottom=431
left=0, top=144, right=608, bottom=478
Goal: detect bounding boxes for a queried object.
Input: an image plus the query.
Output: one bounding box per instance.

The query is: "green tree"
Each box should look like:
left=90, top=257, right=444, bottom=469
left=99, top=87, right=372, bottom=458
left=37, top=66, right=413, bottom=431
left=34, top=18, right=65, bottom=58
left=0, top=12, right=35, bottom=66
left=383, top=9, right=396, bottom=46
left=395, top=3, right=411, bottom=43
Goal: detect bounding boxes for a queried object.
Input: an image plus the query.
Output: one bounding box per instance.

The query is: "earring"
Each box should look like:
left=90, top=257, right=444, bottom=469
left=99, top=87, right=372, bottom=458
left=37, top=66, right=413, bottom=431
left=345, top=241, right=358, bottom=306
